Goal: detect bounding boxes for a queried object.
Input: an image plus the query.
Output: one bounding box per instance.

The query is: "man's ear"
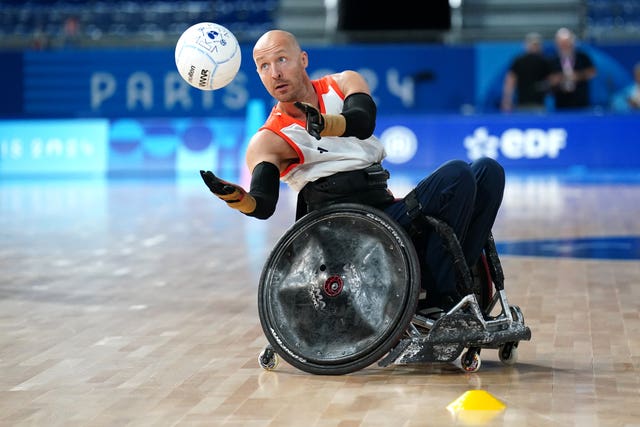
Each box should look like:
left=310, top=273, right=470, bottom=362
left=301, top=51, right=308, bottom=68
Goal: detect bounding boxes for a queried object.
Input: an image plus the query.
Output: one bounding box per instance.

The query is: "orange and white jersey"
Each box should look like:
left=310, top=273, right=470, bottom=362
left=258, top=75, right=386, bottom=192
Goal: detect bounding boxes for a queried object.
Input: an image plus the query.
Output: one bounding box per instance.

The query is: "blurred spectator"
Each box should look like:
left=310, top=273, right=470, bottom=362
left=61, top=16, right=81, bottom=48
left=626, top=62, right=640, bottom=110
left=548, top=28, right=597, bottom=111
left=501, top=32, right=552, bottom=113
left=31, top=27, right=50, bottom=50
left=611, top=62, right=640, bottom=112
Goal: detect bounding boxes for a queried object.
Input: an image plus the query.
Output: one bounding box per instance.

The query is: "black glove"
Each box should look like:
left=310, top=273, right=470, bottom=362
left=200, top=170, right=256, bottom=214
left=200, top=170, right=235, bottom=195
left=294, top=101, right=324, bottom=140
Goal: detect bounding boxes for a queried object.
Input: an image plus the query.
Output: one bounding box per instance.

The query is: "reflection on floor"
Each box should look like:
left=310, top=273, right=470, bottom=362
left=0, top=171, right=639, bottom=426
left=497, top=235, right=640, bottom=259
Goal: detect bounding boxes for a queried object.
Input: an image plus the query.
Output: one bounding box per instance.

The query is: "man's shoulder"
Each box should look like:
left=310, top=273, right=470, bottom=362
left=576, top=49, right=593, bottom=60
left=312, top=74, right=340, bottom=94
left=575, top=50, right=595, bottom=67
left=512, top=53, right=540, bottom=68
left=248, top=128, right=289, bottom=154
left=262, top=107, right=296, bottom=130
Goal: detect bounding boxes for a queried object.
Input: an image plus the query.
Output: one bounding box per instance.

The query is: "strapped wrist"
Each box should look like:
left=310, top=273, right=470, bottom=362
left=231, top=195, right=257, bottom=214
left=219, top=191, right=256, bottom=214
left=319, top=114, right=346, bottom=137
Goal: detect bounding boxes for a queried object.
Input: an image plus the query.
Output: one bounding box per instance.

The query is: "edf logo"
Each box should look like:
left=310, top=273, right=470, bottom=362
left=464, top=127, right=567, bottom=160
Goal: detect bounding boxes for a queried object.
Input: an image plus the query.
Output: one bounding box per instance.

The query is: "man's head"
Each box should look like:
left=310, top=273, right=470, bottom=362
left=555, top=27, right=575, bottom=57
left=524, top=32, right=542, bottom=53
left=252, top=30, right=310, bottom=103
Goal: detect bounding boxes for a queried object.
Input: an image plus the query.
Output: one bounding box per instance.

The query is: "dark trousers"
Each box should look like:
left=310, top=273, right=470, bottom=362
left=384, top=157, right=505, bottom=310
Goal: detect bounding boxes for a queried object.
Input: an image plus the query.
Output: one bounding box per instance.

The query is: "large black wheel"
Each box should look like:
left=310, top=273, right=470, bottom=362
left=258, top=203, right=421, bottom=375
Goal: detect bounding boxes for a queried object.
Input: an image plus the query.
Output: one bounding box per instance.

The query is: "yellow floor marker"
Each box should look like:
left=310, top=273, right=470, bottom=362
left=447, top=390, right=506, bottom=425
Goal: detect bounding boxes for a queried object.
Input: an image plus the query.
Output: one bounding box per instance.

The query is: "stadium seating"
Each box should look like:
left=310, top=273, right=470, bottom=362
left=586, top=0, right=640, bottom=40
left=0, top=0, right=278, bottom=48
left=1, top=0, right=640, bottom=49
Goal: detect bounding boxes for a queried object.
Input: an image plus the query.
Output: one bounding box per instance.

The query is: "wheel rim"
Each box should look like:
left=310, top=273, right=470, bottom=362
left=258, top=204, right=420, bottom=371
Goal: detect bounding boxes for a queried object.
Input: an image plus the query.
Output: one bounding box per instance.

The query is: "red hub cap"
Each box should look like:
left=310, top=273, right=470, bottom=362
left=323, top=275, right=343, bottom=297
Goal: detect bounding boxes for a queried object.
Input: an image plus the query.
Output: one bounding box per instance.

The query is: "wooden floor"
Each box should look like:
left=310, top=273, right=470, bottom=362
left=1, top=172, right=639, bottom=427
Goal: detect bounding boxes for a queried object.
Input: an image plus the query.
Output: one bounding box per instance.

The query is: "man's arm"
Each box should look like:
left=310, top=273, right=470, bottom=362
left=574, top=66, right=597, bottom=83
left=200, top=162, right=279, bottom=220
left=576, top=51, right=597, bottom=82
left=336, top=70, right=372, bottom=96
left=295, top=70, right=377, bottom=140
left=501, top=71, right=517, bottom=112
left=201, top=129, right=297, bottom=220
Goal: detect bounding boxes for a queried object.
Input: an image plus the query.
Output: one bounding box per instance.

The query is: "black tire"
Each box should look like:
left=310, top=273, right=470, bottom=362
left=258, top=203, right=421, bottom=375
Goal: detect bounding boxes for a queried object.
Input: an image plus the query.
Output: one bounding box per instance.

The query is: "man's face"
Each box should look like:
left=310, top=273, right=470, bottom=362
left=253, top=35, right=308, bottom=103
left=556, top=36, right=574, bottom=57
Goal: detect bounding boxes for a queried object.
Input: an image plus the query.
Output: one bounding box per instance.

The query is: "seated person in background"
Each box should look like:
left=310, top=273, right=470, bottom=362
left=611, top=62, right=640, bottom=112
left=501, top=32, right=552, bottom=113
left=548, top=27, right=597, bottom=111
left=200, top=30, right=505, bottom=317
left=625, top=62, right=640, bottom=110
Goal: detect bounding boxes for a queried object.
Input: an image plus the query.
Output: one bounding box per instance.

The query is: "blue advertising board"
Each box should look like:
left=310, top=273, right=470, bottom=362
left=376, top=112, right=640, bottom=172
left=1, top=42, right=638, bottom=118
left=17, top=44, right=474, bottom=118
left=0, top=112, right=638, bottom=178
left=0, top=119, right=108, bottom=176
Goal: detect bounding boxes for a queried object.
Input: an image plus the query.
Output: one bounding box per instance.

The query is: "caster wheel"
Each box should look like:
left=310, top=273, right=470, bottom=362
left=258, top=345, right=279, bottom=371
left=461, top=350, right=481, bottom=373
left=499, top=342, right=518, bottom=365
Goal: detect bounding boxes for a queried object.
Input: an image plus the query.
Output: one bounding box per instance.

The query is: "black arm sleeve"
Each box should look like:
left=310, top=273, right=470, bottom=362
left=246, top=161, right=280, bottom=220
left=341, top=92, right=377, bottom=139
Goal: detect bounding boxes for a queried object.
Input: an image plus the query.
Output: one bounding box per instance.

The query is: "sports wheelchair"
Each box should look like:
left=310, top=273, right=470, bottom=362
left=257, top=203, right=531, bottom=375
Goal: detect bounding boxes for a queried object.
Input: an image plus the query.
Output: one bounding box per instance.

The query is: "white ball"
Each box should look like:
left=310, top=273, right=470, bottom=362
left=175, top=22, right=242, bottom=91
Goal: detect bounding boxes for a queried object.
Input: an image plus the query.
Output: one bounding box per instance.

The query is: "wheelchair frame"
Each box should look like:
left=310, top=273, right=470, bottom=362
left=257, top=203, right=531, bottom=375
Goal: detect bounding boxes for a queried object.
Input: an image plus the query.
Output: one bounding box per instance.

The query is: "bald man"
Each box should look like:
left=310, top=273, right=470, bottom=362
left=548, top=27, right=597, bottom=110
left=501, top=32, right=552, bottom=112
left=200, top=30, right=505, bottom=316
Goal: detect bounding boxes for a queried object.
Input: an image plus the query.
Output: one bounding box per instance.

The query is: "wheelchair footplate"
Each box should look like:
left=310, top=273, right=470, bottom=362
left=378, top=294, right=532, bottom=372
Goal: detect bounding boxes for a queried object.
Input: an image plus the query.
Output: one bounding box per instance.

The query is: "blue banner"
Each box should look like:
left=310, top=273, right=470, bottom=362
left=0, top=52, right=23, bottom=117
left=376, top=112, right=640, bottom=171
left=17, top=44, right=474, bottom=118
left=0, top=42, right=635, bottom=118
left=0, top=119, right=108, bottom=176
left=0, top=113, right=638, bottom=177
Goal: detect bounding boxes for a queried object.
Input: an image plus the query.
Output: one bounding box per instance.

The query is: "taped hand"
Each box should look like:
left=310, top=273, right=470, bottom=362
left=200, top=170, right=256, bottom=214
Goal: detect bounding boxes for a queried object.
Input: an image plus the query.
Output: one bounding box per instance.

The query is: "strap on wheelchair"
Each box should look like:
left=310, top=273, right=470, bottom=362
left=403, top=190, right=474, bottom=296
left=404, top=190, right=429, bottom=239
left=300, top=163, right=395, bottom=214
left=484, top=232, right=505, bottom=291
